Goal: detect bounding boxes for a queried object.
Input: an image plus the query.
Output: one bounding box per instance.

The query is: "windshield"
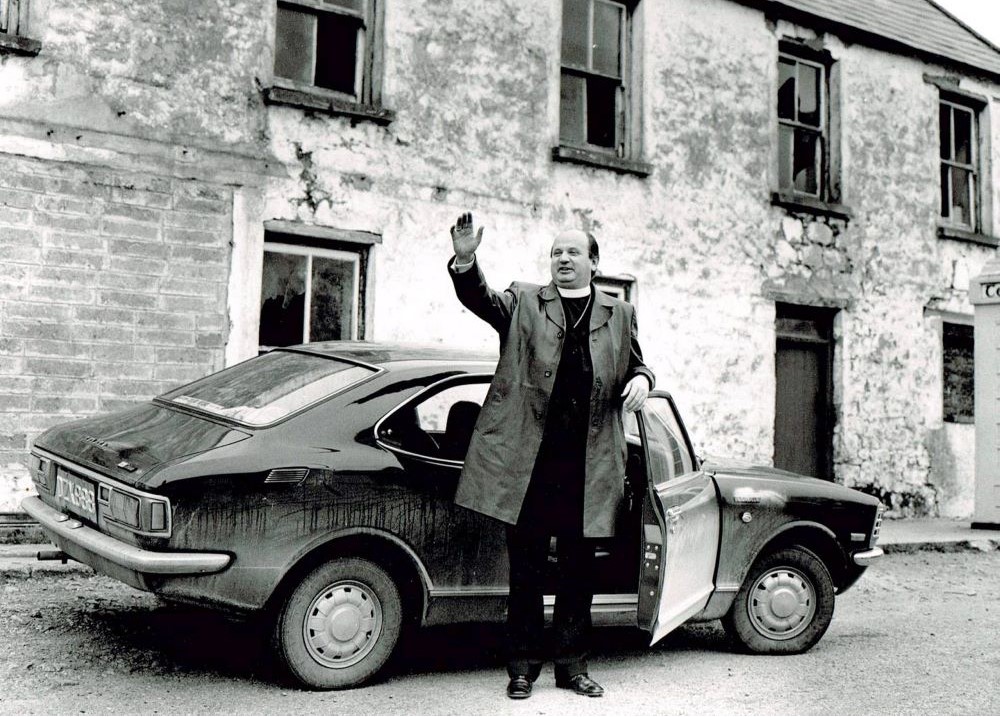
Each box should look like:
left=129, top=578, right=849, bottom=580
left=159, top=351, right=375, bottom=426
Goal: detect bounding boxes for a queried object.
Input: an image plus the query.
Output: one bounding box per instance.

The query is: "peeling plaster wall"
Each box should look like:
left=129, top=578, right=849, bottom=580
left=258, top=0, right=998, bottom=517
left=1, top=0, right=997, bottom=516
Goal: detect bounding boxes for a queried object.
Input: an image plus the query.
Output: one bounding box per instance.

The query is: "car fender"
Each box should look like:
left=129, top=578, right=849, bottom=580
left=269, top=526, right=434, bottom=623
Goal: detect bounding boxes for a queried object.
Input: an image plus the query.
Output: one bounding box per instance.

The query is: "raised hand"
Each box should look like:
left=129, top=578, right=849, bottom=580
left=450, top=212, right=483, bottom=263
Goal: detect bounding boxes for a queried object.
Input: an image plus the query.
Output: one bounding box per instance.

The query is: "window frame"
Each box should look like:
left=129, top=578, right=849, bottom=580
left=374, top=373, right=494, bottom=468
left=594, top=274, right=634, bottom=303
left=258, top=230, right=371, bottom=352
left=770, top=41, right=850, bottom=219
left=267, top=0, right=391, bottom=122
left=0, top=0, right=41, bottom=55
left=939, top=96, right=980, bottom=233
left=554, top=0, right=650, bottom=177
left=776, top=50, right=828, bottom=200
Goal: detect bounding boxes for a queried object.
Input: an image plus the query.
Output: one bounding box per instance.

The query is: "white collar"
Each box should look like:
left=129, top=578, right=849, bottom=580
left=556, top=285, right=592, bottom=298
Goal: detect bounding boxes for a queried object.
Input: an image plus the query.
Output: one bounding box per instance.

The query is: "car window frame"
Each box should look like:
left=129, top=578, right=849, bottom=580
left=641, top=391, right=700, bottom=480
left=374, top=372, right=494, bottom=468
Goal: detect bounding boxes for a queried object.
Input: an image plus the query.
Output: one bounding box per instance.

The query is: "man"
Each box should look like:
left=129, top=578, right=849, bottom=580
left=447, top=212, right=654, bottom=699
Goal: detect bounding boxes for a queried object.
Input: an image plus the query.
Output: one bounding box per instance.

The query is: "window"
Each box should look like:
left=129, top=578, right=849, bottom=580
left=258, top=236, right=367, bottom=350
left=161, top=351, right=375, bottom=426
left=939, top=98, right=979, bottom=230
left=594, top=275, right=633, bottom=302
left=942, top=321, right=974, bottom=423
left=377, top=379, right=490, bottom=462
left=273, top=0, right=380, bottom=105
left=0, top=0, right=40, bottom=55
left=777, top=50, right=828, bottom=198
left=557, top=0, right=647, bottom=174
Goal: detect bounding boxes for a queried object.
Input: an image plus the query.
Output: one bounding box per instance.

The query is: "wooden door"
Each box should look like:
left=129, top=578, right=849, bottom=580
left=774, top=304, right=836, bottom=481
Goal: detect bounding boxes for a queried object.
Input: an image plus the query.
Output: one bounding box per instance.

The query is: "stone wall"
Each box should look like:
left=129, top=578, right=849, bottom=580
left=0, top=153, right=234, bottom=510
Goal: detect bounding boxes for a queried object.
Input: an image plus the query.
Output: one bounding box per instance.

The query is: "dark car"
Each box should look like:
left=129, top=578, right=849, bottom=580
left=22, top=342, right=883, bottom=689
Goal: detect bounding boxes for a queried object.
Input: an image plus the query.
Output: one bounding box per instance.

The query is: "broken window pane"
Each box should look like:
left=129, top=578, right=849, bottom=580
left=940, top=164, right=950, bottom=219
left=260, top=252, right=308, bottom=347
left=943, top=322, right=974, bottom=422
left=586, top=76, right=617, bottom=148
left=953, top=107, right=972, bottom=164
left=592, top=1, right=622, bottom=77
left=798, top=63, right=820, bottom=127
left=315, top=13, right=360, bottom=95
left=778, top=124, right=793, bottom=190
left=274, top=6, right=316, bottom=85
left=792, top=129, right=820, bottom=195
left=950, top=166, right=972, bottom=226
left=939, top=104, right=952, bottom=160
left=310, top=256, right=356, bottom=341
left=778, top=59, right=796, bottom=120
left=560, top=72, right=586, bottom=145
left=562, top=0, right=589, bottom=68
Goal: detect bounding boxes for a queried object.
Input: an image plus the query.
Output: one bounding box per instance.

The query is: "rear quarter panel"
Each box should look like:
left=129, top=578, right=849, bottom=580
left=148, top=363, right=505, bottom=612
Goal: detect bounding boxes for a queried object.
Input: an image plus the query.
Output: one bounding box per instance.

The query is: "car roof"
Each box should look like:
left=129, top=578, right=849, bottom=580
left=283, top=341, right=497, bottom=368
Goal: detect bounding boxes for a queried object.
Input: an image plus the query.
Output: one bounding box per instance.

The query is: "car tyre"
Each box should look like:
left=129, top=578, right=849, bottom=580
left=722, top=546, right=834, bottom=654
left=273, top=557, right=402, bottom=689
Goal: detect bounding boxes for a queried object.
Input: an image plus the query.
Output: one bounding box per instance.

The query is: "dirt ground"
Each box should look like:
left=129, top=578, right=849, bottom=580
left=0, top=550, right=997, bottom=715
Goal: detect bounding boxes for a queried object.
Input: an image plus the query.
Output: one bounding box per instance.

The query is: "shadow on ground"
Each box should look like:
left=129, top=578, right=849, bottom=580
left=76, top=594, right=731, bottom=689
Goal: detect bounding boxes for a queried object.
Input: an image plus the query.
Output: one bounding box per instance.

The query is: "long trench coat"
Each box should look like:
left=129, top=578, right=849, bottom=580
left=450, top=259, right=654, bottom=538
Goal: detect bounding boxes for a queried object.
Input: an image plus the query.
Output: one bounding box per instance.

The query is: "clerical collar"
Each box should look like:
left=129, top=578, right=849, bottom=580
left=556, top=285, right=592, bottom=298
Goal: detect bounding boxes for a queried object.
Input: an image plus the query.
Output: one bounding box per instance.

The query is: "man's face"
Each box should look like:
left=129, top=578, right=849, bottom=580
left=550, top=231, right=597, bottom=289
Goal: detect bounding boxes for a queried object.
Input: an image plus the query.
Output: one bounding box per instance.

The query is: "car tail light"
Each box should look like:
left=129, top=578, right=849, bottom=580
left=149, top=501, right=167, bottom=532
left=109, top=491, right=141, bottom=528
left=29, top=454, right=52, bottom=491
left=98, top=485, right=171, bottom=536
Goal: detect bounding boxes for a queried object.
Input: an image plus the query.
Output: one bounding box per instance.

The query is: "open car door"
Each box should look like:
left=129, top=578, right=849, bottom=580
left=635, top=392, right=721, bottom=644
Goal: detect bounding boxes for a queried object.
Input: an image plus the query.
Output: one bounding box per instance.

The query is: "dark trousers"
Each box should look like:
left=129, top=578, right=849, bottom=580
left=505, top=524, right=596, bottom=679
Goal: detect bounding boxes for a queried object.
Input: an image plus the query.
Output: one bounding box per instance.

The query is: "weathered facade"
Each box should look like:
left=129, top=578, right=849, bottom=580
left=1, top=0, right=997, bottom=518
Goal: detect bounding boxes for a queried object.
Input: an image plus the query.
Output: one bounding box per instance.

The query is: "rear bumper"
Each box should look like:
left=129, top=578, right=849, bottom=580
left=852, top=546, right=884, bottom=567
left=21, top=496, right=231, bottom=576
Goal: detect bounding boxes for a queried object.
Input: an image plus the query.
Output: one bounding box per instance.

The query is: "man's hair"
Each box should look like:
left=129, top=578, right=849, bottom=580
left=586, top=232, right=600, bottom=262
left=587, top=232, right=600, bottom=278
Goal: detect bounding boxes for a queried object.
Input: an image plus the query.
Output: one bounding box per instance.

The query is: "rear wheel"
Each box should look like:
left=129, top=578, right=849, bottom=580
left=722, top=546, right=834, bottom=654
left=273, top=557, right=402, bottom=689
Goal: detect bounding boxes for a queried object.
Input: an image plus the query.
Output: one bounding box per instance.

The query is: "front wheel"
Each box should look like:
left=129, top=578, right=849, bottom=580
left=722, top=546, right=835, bottom=654
left=273, top=557, right=402, bottom=689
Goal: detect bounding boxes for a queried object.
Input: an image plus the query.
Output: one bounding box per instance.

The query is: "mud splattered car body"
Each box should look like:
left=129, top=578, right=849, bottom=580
left=23, top=342, right=883, bottom=689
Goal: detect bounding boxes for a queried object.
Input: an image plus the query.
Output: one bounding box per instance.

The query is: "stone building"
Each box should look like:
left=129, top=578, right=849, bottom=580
left=1, top=0, right=998, bottom=518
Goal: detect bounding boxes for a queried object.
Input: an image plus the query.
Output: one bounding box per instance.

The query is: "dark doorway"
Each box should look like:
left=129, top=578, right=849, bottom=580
left=774, top=303, right=837, bottom=480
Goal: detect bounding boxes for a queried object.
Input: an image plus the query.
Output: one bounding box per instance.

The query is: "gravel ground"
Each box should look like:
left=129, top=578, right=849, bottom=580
left=0, top=550, right=997, bottom=715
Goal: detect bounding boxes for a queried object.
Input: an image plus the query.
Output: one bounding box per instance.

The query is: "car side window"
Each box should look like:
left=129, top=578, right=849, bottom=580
left=378, top=380, right=490, bottom=462
left=641, top=397, right=695, bottom=482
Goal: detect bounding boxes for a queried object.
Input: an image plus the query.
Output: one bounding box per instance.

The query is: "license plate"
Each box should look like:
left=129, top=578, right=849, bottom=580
left=55, top=467, right=97, bottom=522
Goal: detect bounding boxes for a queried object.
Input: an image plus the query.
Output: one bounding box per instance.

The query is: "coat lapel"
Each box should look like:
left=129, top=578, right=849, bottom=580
left=589, top=286, right=614, bottom=332
left=539, top=283, right=565, bottom=330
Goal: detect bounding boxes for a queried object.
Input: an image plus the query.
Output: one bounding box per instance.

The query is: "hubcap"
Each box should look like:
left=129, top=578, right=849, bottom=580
left=747, top=566, right=816, bottom=640
left=303, top=580, right=383, bottom=668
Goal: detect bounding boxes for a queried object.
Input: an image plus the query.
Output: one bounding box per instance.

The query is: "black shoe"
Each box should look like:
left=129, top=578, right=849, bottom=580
left=506, top=675, right=533, bottom=699
left=556, top=673, right=604, bottom=697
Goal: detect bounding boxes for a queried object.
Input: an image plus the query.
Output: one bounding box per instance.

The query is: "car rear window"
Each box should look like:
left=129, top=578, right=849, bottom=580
left=159, top=350, right=375, bottom=426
